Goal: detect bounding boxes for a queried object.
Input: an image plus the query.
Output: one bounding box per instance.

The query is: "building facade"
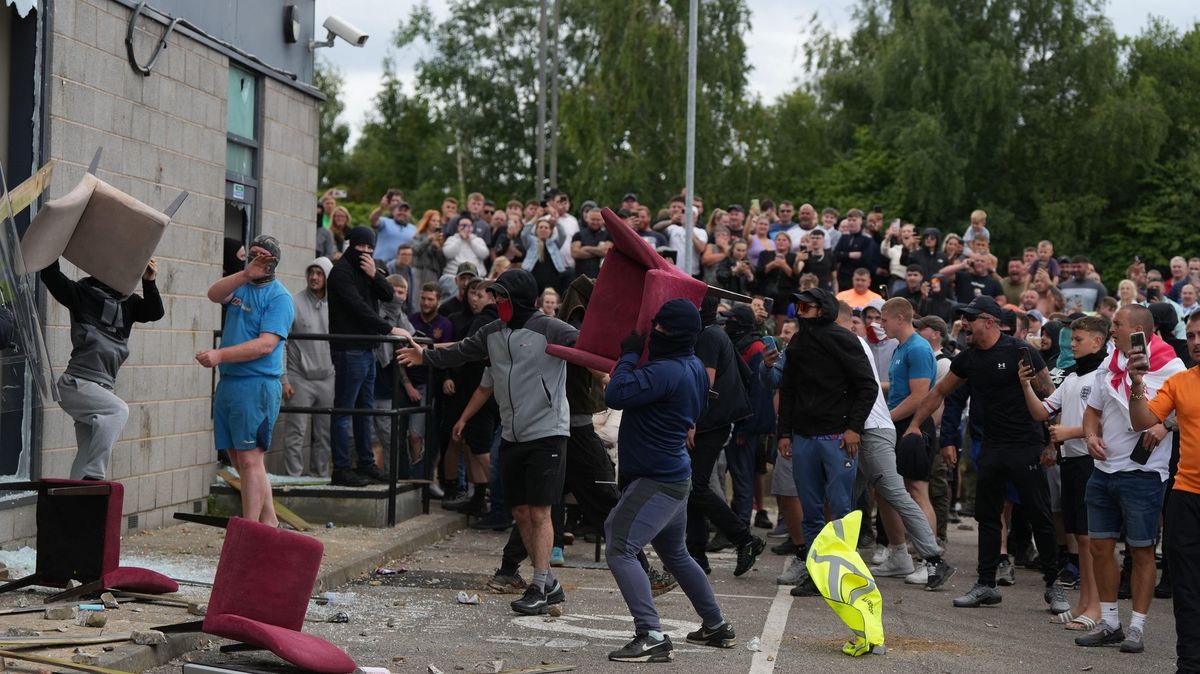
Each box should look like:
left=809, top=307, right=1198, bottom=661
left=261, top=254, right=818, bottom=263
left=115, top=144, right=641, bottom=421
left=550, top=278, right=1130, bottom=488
left=0, top=0, right=322, bottom=544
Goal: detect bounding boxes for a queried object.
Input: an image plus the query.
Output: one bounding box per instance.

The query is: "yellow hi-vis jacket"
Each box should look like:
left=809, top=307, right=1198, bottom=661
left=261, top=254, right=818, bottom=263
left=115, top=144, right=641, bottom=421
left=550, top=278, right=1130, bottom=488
left=805, top=510, right=885, bottom=656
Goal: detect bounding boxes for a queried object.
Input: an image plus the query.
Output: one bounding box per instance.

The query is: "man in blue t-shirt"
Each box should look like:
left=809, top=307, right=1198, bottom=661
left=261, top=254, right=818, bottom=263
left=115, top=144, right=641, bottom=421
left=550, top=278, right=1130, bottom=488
left=196, top=235, right=294, bottom=526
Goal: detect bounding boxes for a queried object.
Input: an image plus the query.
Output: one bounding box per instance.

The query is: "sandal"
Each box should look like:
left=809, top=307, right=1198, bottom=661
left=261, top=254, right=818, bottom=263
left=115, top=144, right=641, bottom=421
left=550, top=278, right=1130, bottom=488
left=1049, top=610, right=1075, bottom=624
left=1066, top=615, right=1098, bottom=631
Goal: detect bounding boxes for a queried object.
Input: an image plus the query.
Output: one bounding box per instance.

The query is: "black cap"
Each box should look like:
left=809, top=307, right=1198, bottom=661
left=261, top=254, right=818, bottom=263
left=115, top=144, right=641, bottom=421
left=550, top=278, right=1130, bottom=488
left=622, top=192, right=638, bottom=202
left=727, top=204, right=745, bottom=213
left=719, top=304, right=756, bottom=328
left=792, top=288, right=822, bottom=305
left=956, top=295, right=1003, bottom=319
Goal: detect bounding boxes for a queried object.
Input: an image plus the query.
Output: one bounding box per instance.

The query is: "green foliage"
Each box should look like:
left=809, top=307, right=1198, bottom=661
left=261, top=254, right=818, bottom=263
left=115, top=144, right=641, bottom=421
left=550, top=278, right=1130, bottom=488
left=314, top=58, right=350, bottom=189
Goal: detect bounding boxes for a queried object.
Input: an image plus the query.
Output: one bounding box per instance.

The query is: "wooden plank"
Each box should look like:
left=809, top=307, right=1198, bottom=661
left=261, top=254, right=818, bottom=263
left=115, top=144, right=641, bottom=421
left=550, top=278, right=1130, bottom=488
left=0, top=648, right=132, bottom=674
left=0, top=634, right=131, bottom=649
left=216, top=469, right=312, bottom=531
left=0, top=162, right=55, bottom=218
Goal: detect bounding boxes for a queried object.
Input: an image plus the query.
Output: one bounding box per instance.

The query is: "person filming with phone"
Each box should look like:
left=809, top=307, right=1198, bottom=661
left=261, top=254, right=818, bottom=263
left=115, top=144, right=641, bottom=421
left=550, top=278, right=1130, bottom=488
left=1128, top=310, right=1200, bottom=673
left=1075, top=304, right=1185, bottom=654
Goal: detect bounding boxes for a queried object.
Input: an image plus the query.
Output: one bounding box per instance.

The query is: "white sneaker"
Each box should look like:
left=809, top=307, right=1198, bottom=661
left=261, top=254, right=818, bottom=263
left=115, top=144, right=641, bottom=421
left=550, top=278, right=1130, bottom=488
left=429, top=483, right=445, bottom=498
left=904, top=562, right=929, bottom=585
left=871, top=545, right=889, bottom=565
left=776, top=557, right=809, bottom=585
left=871, top=550, right=915, bottom=577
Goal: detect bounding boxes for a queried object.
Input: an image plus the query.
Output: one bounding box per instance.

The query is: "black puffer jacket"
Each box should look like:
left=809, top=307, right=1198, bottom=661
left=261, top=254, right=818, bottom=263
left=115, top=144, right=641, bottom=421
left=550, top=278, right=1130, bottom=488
left=777, top=288, right=878, bottom=437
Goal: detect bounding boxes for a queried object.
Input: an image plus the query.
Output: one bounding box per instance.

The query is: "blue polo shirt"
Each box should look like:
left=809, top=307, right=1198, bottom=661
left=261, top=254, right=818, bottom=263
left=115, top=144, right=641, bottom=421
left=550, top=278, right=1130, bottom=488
left=887, top=332, right=936, bottom=410
left=219, top=280, right=293, bottom=378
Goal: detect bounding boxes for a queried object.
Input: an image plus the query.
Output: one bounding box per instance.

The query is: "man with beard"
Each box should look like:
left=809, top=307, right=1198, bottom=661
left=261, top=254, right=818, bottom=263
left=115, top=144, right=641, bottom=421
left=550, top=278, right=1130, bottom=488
left=1060, top=255, right=1109, bottom=313
left=198, top=236, right=293, bottom=524
left=282, top=257, right=336, bottom=477
left=43, top=255, right=163, bottom=479
left=604, top=299, right=736, bottom=663
left=905, top=296, right=1066, bottom=612
left=398, top=269, right=578, bottom=616
left=833, top=209, right=879, bottom=291
left=785, top=203, right=819, bottom=252
left=999, top=258, right=1030, bottom=307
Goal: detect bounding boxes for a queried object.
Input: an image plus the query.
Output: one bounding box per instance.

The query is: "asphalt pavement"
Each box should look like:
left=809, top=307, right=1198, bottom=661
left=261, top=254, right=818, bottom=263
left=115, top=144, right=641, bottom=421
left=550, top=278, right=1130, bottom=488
left=149, top=515, right=1180, bottom=674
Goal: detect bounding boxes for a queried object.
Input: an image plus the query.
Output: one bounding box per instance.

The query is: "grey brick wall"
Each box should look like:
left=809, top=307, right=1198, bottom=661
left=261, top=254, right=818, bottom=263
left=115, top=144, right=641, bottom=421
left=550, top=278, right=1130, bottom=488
left=1, top=0, right=320, bottom=547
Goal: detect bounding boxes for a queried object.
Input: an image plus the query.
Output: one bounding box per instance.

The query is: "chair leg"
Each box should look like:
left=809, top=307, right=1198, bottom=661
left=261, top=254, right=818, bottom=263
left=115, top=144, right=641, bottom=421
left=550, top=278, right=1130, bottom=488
left=153, top=620, right=205, bottom=633
left=173, top=512, right=230, bottom=529
left=0, top=574, right=42, bottom=595
left=220, top=643, right=266, bottom=653
left=46, top=579, right=105, bottom=604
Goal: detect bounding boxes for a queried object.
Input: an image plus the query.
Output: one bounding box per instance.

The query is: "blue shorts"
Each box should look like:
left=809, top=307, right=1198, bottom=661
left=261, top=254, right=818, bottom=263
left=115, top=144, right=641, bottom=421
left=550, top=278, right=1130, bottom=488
left=214, top=376, right=282, bottom=451
left=1085, top=469, right=1166, bottom=548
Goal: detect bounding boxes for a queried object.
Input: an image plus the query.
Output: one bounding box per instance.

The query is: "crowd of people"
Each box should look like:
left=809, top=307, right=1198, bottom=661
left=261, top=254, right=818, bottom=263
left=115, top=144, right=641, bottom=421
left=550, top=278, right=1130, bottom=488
left=196, top=187, right=1200, bottom=666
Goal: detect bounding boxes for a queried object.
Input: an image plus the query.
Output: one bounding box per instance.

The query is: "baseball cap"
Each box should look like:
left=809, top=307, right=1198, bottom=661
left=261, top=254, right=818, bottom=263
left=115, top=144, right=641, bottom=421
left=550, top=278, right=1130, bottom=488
left=956, top=295, right=1003, bottom=319
left=622, top=192, right=638, bottom=202
left=727, top=204, right=745, bottom=213
left=1026, top=309, right=1046, bottom=324
left=456, top=262, right=479, bottom=278
left=719, top=304, right=756, bottom=328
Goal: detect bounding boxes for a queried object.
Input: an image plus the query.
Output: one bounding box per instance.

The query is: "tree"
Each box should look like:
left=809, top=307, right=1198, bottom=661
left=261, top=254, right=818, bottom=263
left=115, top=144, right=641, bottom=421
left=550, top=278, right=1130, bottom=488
left=314, top=58, right=351, bottom=189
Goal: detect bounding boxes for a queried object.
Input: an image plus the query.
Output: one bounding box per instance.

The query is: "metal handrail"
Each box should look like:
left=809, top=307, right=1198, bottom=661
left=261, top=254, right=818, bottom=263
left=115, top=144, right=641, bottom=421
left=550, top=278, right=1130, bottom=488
left=211, top=330, right=434, bottom=526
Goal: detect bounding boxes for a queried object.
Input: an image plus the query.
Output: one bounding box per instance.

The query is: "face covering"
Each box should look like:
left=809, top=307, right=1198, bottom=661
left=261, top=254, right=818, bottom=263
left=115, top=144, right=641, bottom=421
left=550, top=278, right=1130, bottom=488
left=496, top=298, right=513, bottom=322
left=246, top=235, right=282, bottom=286
left=648, top=329, right=695, bottom=360
left=1073, top=350, right=1107, bottom=376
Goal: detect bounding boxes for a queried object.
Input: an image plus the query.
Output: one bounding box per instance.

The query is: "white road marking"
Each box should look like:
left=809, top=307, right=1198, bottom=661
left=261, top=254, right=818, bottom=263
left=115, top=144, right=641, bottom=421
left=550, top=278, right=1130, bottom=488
left=748, top=566, right=795, bottom=673
left=574, top=586, right=774, bottom=601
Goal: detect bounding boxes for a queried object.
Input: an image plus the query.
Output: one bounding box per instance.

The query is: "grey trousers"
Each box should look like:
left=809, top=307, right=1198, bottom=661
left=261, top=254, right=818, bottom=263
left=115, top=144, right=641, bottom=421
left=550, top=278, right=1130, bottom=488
left=282, top=374, right=333, bottom=477
left=859, top=427, right=941, bottom=560
left=58, top=374, right=128, bottom=480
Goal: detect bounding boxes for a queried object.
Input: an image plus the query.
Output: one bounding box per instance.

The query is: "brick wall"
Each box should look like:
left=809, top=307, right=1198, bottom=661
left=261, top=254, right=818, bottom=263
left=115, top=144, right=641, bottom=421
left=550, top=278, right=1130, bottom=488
left=0, top=0, right=319, bottom=546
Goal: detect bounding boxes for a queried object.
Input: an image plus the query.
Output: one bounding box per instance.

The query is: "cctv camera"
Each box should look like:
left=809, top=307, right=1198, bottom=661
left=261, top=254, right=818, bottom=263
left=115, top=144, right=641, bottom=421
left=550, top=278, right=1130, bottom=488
left=311, top=15, right=369, bottom=50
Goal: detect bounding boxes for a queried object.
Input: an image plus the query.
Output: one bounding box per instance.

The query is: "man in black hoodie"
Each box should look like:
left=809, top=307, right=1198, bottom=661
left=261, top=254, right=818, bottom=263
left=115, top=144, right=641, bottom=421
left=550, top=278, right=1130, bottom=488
left=777, top=288, right=879, bottom=596
left=327, top=226, right=413, bottom=487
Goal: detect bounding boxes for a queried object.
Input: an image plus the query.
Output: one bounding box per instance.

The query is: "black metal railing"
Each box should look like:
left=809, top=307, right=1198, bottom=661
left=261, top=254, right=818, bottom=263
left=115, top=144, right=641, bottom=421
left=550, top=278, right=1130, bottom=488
left=211, top=330, right=433, bottom=526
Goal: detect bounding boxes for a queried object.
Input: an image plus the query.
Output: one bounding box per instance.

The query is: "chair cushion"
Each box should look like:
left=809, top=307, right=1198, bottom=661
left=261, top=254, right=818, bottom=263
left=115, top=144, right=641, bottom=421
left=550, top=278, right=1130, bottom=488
left=204, top=614, right=356, bottom=674
left=207, top=518, right=323, bottom=632
left=103, top=566, right=179, bottom=594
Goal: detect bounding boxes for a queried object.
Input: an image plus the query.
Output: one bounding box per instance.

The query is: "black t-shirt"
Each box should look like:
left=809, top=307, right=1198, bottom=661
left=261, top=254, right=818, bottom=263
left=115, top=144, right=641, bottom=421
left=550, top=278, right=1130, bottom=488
left=572, top=227, right=608, bottom=280
left=800, top=251, right=834, bottom=291
left=951, top=271, right=1004, bottom=304
left=694, top=325, right=752, bottom=430
left=949, top=333, right=1046, bottom=450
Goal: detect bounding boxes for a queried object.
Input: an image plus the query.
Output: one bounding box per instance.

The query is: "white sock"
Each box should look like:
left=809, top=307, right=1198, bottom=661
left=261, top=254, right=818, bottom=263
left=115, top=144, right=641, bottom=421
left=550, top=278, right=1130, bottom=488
left=889, top=543, right=907, bottom=554
left=647, top=630, right=665, bottom=641
left=1100, top=602, right=1120, bottom=630
left=1130, top=611, right=1147, bottom=632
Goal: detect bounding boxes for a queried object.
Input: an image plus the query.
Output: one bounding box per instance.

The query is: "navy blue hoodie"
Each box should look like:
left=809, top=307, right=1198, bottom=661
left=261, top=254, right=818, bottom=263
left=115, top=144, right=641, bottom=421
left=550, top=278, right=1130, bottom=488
left=605, top=299, right=708, bottom=483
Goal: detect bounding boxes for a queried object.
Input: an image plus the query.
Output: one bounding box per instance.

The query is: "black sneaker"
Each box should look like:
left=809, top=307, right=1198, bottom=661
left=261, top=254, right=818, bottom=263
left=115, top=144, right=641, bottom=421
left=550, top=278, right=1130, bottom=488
left=459, top=498, right=489, bottom=517
left=734, top=537, right=766, bottom=577
left=1155, top=572, right=1172, bottom=599
left=754, top=510, right=773, bottom=529
left=706, top=532, right=732, bottom=553
left=790, top=576, right=821, bottom=597
left=686, top=622, right=736, bottom=648
left=331, top=469, right=369, bottom=487
left=441, top=493, right=470, bottom=510
left=925, top=559, right=956, bottom=591
left=486, top=569, right=526, bottom=593
left=510, top=585, right=548, bottom=615
left=648, top=567, right=678, bottom=597
left=472, top=513, right=513, bottom=531
left=608, top=633, right=673, bottom=663
left=355, top=464, right=389, bottom=484
left=545, top=579, right=565, bottom=605
left=771, top=539, right=799, bottom=555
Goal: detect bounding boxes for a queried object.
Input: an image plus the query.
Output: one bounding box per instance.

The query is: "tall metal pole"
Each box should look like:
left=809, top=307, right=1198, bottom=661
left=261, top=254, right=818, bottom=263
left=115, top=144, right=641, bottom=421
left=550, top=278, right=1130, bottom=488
left=535, top=0, right=549, bottom=195
left=682, top=0, right=698, bottom=274
left=549, top=0, right=561, bottom=188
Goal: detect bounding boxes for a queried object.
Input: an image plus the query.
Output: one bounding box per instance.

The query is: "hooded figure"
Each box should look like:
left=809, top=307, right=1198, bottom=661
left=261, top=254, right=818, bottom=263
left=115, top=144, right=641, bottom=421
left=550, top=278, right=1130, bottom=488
left=909, top=227, right=946, bottom=283
left=40, top=253, right=164, bottom=479
left=1150, top=301, right=1192, bottom=366
left=489, top=268, right=541, bottom=329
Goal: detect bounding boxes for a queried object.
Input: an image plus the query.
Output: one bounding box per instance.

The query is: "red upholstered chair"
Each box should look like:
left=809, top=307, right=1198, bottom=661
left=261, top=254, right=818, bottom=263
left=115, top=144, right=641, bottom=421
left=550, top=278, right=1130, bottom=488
left=0, top=479, right=178, bottom=603
left=200, top=517, right=356, bottom=674
left=546, top=207, right=710, bottom=371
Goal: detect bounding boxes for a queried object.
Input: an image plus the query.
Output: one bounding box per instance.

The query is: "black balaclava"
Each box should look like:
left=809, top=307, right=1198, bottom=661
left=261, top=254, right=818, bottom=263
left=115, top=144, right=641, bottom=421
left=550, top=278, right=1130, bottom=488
left=343, top=226, right=376, bottom=270
left=648, top=298, right=702, bottom=360
left=491, top=269, right=539, bottom=329
left=246, top=234, right=282, bottom=286
left=223, top=237, right=245, bottom=277
left=700, top=295, right=720, bottom=327
left=1040, top=320, right=1063, bottom=365
left=723, top=304, right=758, bottom=351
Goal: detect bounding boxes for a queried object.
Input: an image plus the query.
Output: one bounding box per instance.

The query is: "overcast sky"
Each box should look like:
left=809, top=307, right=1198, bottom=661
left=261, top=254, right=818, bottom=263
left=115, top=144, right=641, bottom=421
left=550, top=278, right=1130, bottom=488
left=314, top=0, right=1200, bottom=144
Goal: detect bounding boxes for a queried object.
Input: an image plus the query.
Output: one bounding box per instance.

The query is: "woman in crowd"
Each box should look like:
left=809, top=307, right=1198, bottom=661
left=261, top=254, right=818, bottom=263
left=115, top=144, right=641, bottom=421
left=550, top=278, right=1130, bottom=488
left=523, top=216, right=567, bottom=292
left=942, top=233, right=966, bottom=265
left=716, top=239, right=755, bottom=296
left=755, top=232, right=797, bottom=334
left=746, top=214, right=772, bottom=267
left=701, top=226, right=731, bottom=286
left=412, top=226, right=446, bottom=295
left=329, top=206, right=351, bottom=257
left=1117, top=278, right=1142, bottom=309
left=442, top=214, right=490, bottom=296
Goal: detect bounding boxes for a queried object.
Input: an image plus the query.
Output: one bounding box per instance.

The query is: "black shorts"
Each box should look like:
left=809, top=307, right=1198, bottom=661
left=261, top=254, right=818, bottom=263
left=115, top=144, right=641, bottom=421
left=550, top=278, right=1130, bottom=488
left=895, top=416, right=935, bottom=481
left=500, top=435, right=568, bottom=506
left=1060, top=455, right=1094, bottom=535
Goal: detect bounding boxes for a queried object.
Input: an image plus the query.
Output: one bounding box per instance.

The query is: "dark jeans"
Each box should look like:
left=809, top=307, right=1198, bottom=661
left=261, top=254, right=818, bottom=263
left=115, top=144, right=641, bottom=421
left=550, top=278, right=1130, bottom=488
left=1166, top=488, right=1200, bottom=673
left=975, top=445, right=1058, bottom=586
left=727, top=434, right=757, bottom=526
left=331, top=349, right=376, bottom=471
left=687, top=424, right=751, bottom=556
